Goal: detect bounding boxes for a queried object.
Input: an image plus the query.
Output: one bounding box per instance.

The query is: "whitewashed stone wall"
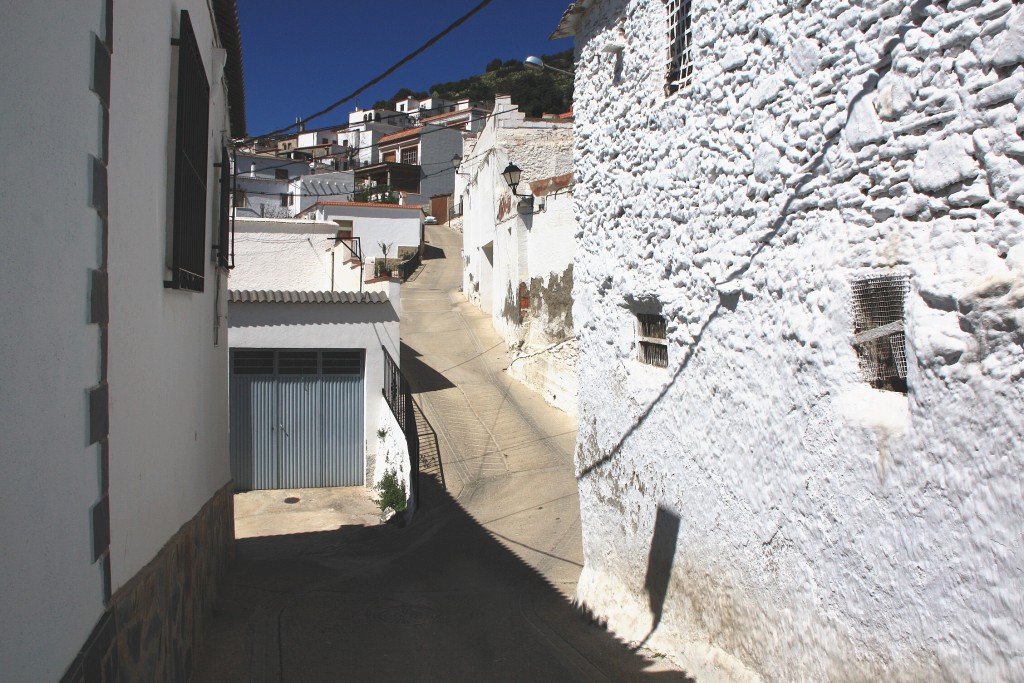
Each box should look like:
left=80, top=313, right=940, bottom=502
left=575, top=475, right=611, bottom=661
left=569, top=0, right=1024, bottom=680
left=459, top=98, right=579, bottom=413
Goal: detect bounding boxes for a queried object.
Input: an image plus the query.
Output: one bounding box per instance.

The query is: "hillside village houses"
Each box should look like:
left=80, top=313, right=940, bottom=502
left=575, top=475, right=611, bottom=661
left=1, top=0, right=245, bottom=679
left=457, top=95, right=579, bottom=414
left=557, top=0, right=1024, bottom=680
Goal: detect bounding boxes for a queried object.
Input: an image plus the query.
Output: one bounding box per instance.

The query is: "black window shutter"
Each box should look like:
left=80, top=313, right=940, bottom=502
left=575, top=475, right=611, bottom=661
left=168, top=9, right=210, bottom=291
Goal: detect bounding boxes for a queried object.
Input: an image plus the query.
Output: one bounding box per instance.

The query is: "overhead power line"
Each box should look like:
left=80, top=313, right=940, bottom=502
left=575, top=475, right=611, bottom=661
left=246, top=0, right=495, bottom=143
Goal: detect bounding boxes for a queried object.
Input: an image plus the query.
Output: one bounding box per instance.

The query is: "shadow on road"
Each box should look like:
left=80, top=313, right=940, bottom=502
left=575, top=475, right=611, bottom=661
left=194, top=475, right=696, bottom=682
left=400, top=342, right=456, bottom=392
left=422, top=244, right=446, bottom=260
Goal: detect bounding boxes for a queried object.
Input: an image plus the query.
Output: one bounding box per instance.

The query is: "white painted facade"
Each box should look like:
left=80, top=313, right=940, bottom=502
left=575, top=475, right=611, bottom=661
left=0, top=4, right=108, bottom=678
left=292, top=171, right=355, bottom=215
left=305, top=203, right=425, bottom=262
left=458, top=97, right=578, bottom=413
left=233, top=154, right=310, bottom=219
left=563, top=0, right=1024, bottom=680
left=1, top=0, right=239, bottom=679
left=227, top=286, right=401, bottom=487
left=377, top=124, right=464, bottom=207
left=231, top=218, right=366, bottom=293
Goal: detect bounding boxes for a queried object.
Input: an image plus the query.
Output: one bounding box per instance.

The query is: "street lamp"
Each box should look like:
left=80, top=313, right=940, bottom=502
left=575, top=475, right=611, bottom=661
left=501, top=162, right=538, bottom=215
left=524, top=56, right=574, bottom=76
left=452, top=154, right=469, bottom=175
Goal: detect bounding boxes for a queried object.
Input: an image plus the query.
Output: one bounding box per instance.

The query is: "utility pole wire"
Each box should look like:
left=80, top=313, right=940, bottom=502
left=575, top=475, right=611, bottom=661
left=245, top=0, right=495, bottom=143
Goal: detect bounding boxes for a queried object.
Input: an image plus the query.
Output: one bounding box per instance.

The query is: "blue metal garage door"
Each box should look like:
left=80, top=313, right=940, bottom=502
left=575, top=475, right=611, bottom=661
left=230, top=349, right=364, bottom=490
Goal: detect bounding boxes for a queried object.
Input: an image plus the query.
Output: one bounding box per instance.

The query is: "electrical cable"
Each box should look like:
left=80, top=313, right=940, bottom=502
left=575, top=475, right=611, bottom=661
left=243, top=0, right=495, bottom=143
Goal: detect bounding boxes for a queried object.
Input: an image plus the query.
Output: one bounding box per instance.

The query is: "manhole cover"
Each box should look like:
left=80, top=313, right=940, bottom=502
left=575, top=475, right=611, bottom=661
left=375, top=604, right=436, bottom=625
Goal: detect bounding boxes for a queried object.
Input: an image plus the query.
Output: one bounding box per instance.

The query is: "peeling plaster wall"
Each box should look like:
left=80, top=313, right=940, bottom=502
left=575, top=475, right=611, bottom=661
left=460, top=98, right=579, bottom=412
left=571, top=0, right=1024, bottom=681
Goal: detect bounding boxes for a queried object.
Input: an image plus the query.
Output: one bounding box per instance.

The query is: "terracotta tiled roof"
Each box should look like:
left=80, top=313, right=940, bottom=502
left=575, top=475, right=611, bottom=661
left=378, top=127, right=424, bottom=145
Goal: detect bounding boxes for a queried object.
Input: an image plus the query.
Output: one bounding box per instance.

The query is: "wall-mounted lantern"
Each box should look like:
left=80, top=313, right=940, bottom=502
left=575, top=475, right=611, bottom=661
left=501, top=162, right=537, bottom=215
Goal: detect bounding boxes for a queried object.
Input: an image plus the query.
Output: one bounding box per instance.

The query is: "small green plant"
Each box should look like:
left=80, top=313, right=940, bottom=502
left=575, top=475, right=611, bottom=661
left=376, top=427, right=389, bottom=440
left=373, top=469, right=407, bottom=514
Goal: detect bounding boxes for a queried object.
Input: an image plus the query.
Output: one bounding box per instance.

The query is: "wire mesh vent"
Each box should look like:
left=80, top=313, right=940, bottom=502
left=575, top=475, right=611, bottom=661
left=637, top=313, right=669, bottom=368
left=851, top=273, right=909, bottom=392
left=665, top=0, right=694, bottom=95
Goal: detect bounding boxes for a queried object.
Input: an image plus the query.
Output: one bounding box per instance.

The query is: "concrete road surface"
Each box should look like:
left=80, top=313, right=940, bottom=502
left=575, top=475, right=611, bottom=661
left=192, top=225, right=693, bottom=682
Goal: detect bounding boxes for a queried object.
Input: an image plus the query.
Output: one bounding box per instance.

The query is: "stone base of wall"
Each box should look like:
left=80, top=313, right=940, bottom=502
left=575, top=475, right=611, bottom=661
left=60, top=483, right=234, bottom=683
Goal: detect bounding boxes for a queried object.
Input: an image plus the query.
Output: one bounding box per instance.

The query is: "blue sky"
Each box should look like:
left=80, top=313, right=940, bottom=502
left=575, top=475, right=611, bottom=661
left=237, top=0, right=574, bottom=137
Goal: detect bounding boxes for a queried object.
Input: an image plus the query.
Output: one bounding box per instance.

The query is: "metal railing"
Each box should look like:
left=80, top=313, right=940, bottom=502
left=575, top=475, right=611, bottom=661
left=382, top=346, right=420, bottom=504
left=398, top=250, right=422, bottom=281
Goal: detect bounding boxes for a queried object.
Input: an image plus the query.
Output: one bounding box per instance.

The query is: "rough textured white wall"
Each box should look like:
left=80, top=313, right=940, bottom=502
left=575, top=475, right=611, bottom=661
left=570, top=0, right=1024, bottom=681
left=228, top=297, right=401, bottom=486
left=107, top=0, right=232, bottom=591
left=232, top=218, right=341, bottom=291
left=0, top=3, right=108, bottom=679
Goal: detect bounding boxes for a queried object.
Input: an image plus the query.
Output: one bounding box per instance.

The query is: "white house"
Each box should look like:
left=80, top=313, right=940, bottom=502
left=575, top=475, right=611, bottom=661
left=362, top=123, right=464, bottom=216
left=0, top=1, right=244, bottom=680
left=233, top=153, right=311, bottom=218
left=300, top=201, right=426, bottom=265
left=458, top=96, right=577, bottom=413
left=559, top=0, right=1024, bottom=680
left=228, top=219, right=409, bottom=495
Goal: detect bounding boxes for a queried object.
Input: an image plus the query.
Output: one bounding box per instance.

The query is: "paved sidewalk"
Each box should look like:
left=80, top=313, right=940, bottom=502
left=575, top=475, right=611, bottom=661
left=192, top=226, right=693, bottom=682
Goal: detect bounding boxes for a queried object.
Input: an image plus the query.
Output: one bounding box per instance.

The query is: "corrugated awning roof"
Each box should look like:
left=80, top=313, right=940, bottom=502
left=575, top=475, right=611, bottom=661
left=229, top=290, right=389, bottom=304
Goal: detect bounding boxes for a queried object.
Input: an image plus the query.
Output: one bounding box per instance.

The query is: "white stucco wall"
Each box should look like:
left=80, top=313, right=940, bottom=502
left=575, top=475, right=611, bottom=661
left=312, top=204, right=424, bottom=261
left=570, top=0, right=1024, bottom=681
left=0, top=3, right=109, bottom=679
left=228, top=291, right=401, bottom=484
left=458, top=99, right=577, bottom=413
left=373, top=396, right=414, bottom=506
left=106, top=0, right=233, bottom=592
left=232, top=218, right=347, bottom=291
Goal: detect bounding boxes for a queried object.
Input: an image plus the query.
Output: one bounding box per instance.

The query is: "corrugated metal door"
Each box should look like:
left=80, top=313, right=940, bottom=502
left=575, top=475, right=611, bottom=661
left=230, top=349, right=364, bottom=491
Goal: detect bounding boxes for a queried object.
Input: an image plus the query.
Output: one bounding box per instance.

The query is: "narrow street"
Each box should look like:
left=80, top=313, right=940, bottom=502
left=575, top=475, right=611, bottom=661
left=193, top=225, right=691, bottom=682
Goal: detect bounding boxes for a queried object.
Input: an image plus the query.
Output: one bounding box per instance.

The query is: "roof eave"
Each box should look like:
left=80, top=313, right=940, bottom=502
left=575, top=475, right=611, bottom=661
left=212, top=0, right=247, bottom=138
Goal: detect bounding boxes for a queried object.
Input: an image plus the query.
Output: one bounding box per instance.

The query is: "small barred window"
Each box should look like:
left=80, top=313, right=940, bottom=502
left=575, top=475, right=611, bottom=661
left=851, top=274, right=909, bottom=393
left=637, top=313, right=669, bottom=368
left=665, top=0, right=694, bottom=95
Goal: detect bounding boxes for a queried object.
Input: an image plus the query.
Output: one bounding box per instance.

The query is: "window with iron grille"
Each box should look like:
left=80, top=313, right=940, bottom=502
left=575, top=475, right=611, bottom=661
left=233, top=188, right=246, bottom=208
left=401, top=146, right=419, bottom=165
left=637, top=313, right=669, bottom=368
left=275, top=168, right=289, bottom=180
left=167, top=9, right=210, bottom=292
left=665, top=0, right=694, bottom=96
left=851, top=273, right=909, bottom=393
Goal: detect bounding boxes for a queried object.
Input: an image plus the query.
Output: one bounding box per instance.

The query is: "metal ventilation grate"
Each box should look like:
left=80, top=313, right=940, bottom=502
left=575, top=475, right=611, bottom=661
left=665, top=0, right=694, bottom=95
left=233, top=350, right=274, bottom=375
left=637, top=313, right=669, bottom=368
left=851, top=273, right=909, bottom=392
